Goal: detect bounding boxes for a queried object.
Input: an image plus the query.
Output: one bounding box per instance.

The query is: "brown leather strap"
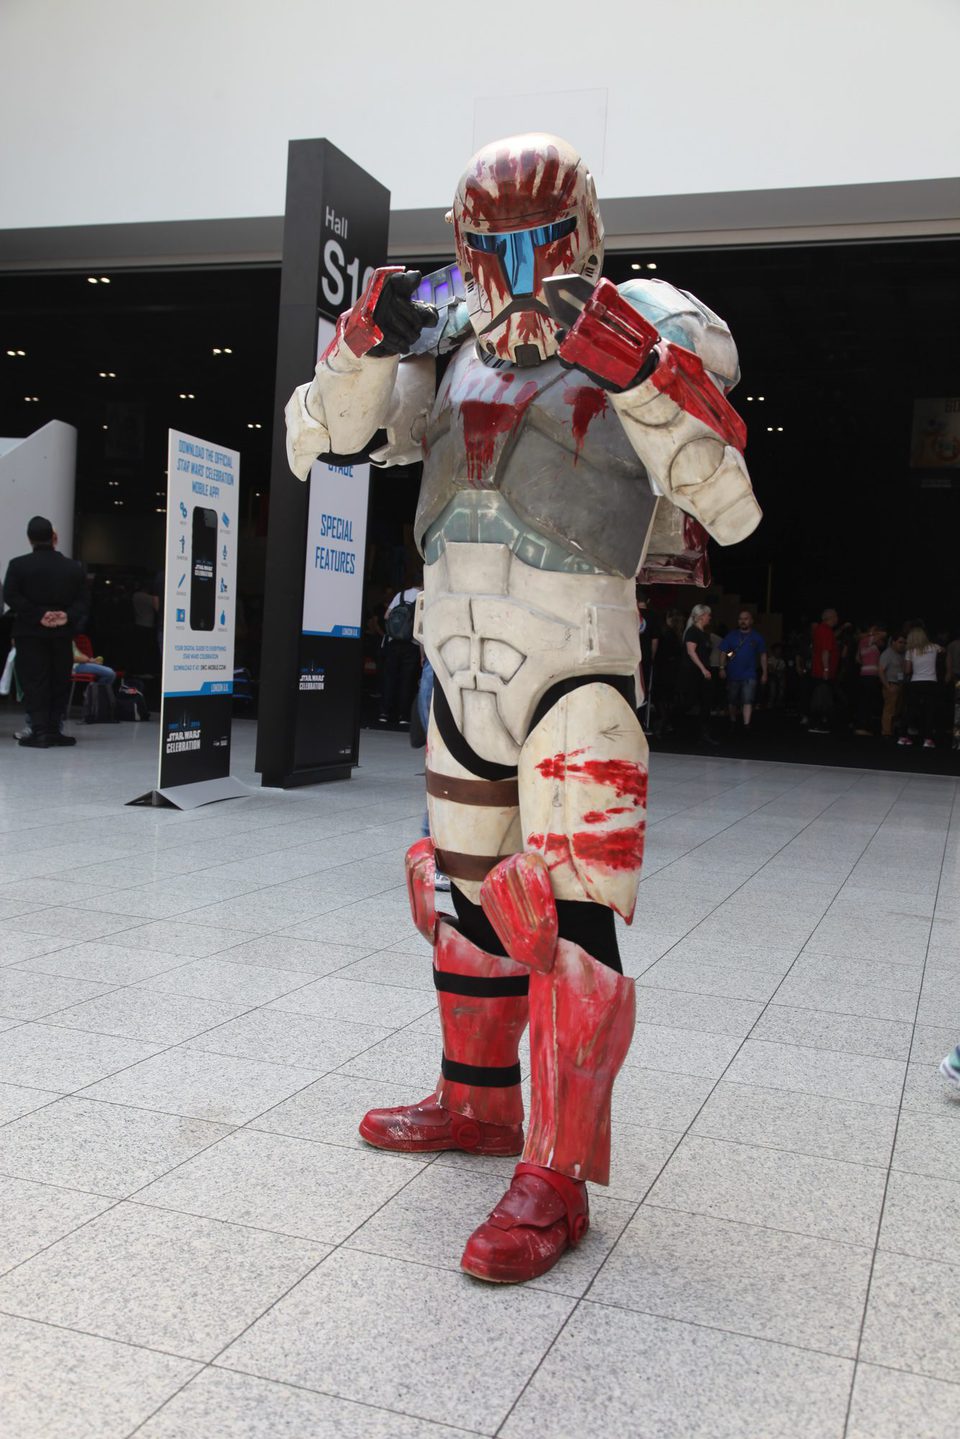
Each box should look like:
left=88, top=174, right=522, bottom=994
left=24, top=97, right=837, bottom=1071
left=426, top=769, right=519, bottom=808
left=435, top=848, right=503, bottom=882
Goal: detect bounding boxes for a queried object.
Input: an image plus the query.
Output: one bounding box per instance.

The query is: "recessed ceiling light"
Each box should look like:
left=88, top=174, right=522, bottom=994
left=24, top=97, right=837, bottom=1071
left=630, top=263, right=642, bottom=271
left=777, top=426, right=783, bottom=432
left=757, top=395, right=765, bottom=401
left=98, top=371, right=117, bottom=379
left=113, top=499, right=124, bottom=506
left=24, top=395, right=39, bottom=402
left=102, top=424, right=108, bottom=430
left=746, top=396, right=754, bottom=402
left=246, top=422, right=262, bottom=430
left=212, top=348, right=221, bottom=355
left=99, top=277, right=111, bottom=284
left=178, top=392, right=196, bottom=400
left=6, top=348, right=26, bottom=357
left=87, top=277, right=99, bottom=284
left=646, top=262, right=657, bottom=270
left=766, top=427, right=773, bottom=433
left=155, top=507, right=166, bottom=514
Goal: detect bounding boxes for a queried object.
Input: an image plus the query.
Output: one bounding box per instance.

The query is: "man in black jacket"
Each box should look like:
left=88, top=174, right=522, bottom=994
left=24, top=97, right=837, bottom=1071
left=3, top=517, right=87, bottom=748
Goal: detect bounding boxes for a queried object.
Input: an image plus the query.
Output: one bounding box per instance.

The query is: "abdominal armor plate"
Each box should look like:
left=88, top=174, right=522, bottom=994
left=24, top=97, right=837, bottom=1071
left=417, top=543, right=641, bottom=766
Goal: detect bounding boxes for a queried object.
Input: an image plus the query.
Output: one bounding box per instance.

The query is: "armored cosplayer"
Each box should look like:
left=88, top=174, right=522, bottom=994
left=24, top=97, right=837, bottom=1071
left=286, top=134, right=761, bottom=1283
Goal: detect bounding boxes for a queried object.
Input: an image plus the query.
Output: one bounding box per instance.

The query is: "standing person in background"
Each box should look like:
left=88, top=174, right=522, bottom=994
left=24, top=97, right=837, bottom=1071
left=809, top=608, right=839, bottom=735
left=878, top=633, right=907, bottom=741
left=681, top=603, right=717, bottom=746
left=379, top=577, right=422, bottom=728
left=901, top=625, right=942, bottom=748
left=853, top=623, right=885, bottom=736
left=2, top=517, right=86, bottom=748
left=720, top=608, right=768, bottom=730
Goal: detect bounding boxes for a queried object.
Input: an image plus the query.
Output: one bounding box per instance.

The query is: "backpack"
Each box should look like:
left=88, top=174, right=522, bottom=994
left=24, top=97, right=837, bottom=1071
left=117, top=679, right=150, bottom=721
left=385, top=595, right=416, bottom=642
left=82, top=682, right=117, bottom=724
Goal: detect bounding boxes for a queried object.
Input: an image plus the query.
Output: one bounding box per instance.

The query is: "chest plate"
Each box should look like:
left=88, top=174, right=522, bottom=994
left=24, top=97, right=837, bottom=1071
left=415, top=344, right=658, bottom=579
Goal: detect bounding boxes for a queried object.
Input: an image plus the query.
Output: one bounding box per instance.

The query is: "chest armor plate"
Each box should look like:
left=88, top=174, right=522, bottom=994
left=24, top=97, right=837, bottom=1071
left=415, top=343, right=658, bottom=579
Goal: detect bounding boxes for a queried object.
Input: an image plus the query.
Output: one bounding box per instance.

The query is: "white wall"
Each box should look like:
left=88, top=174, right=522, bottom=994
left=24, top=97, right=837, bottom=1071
left=0, top=422, right=77, bottom=580
left=2, top=0, right=958, bottom=232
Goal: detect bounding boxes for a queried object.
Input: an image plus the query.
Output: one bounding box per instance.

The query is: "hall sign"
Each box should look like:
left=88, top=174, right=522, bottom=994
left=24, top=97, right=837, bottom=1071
left=320, top=205, right=376, bottom=311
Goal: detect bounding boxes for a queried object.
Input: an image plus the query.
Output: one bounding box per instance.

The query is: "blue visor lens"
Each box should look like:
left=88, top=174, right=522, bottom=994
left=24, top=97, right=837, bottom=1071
left=464, top=217, right=576, bottom=294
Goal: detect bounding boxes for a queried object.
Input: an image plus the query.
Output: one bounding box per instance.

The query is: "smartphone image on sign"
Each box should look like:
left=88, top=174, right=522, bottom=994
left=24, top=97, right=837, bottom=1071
left=190, top=507, right=218, bottom=630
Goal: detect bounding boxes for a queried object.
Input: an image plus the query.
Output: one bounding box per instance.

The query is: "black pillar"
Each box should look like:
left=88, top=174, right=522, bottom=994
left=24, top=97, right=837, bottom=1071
left=256, top=139, right=390, bottom=788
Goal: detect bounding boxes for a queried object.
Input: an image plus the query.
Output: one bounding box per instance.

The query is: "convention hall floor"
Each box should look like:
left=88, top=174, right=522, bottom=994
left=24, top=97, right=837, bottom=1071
left=1, top=719, right=959, bottom=1438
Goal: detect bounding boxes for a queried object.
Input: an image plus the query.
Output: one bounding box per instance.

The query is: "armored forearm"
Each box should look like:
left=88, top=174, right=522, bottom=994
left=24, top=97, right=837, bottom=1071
left=557, top=278, right=761, bottom=546
left=285, top=267, right=437, bottom=480
left=611, top=369, right=761, bottom=545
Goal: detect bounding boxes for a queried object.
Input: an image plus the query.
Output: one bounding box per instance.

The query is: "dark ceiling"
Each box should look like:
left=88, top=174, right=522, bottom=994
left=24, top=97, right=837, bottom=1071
left=1, top=235, right=958, bottom=626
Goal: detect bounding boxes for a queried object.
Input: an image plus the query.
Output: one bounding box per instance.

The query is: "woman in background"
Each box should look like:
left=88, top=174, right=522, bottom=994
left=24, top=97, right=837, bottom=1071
left=681, top=603, right=717, bottom=747
left=901, top=626, right=942, bottom=749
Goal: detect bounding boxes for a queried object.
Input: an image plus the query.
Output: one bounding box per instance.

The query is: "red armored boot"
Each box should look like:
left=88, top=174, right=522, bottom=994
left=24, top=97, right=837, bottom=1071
left=460, top=853, right=636, bottom=1282
left=359, top=838, right=530, bottom=1157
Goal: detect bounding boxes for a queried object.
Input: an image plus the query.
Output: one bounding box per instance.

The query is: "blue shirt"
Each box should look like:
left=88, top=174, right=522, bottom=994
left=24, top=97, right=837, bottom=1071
left=722, top=629, right=766, bottom=679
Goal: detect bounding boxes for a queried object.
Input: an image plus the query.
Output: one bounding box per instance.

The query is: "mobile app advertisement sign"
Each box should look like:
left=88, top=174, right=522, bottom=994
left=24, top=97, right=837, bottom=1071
left=158, top=429, right=240, bottom=792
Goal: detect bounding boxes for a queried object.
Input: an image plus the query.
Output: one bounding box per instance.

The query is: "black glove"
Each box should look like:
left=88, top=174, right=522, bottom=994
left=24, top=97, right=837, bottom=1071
left=370, top=271, right=439, bottom=357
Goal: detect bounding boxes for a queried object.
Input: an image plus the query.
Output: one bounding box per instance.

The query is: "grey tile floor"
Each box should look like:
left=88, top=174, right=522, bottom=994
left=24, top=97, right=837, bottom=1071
left=0, top=717, right=958, bottom=1437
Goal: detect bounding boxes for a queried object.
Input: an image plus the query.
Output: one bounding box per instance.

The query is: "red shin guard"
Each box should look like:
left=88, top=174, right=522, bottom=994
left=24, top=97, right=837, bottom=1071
left=434, top=921, right=529, bottom=1129
left=482, top=854, right=636, bottom=1184
left=522, top=938, right=636, bottom=1185
left=463, top=853, right=635, bottom=1281
left=360, top=841, right=529, bottom=1155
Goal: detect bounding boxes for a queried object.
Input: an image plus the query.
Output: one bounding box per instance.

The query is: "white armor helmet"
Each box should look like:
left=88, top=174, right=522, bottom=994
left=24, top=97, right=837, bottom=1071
left=449, top=133, right=604, bottom=367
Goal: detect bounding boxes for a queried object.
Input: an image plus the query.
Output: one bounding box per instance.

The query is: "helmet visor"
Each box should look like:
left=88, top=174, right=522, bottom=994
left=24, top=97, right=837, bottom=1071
left=464, top=217, right=576, bottom=295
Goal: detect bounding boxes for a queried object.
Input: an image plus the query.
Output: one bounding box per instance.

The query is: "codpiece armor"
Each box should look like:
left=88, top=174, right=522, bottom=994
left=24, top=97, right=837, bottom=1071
left=286, top=132, right=760, bottom=1283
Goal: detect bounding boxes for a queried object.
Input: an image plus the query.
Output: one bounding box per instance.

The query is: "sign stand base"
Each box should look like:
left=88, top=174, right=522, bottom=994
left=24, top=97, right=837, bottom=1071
left=128, top=775, right=252, bottom=811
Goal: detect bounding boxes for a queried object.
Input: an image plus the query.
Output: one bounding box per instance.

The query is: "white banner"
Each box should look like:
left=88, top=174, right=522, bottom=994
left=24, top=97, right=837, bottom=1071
left=301, top=456, right=369, bottom=637
left=301, top=315, right=369, bottom=639
left=161, top=429, right=240, bottom=698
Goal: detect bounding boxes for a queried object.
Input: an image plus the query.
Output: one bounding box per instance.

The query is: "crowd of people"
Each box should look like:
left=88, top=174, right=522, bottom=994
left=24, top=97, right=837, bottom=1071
left=638, top=592, right=960, bottom=751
